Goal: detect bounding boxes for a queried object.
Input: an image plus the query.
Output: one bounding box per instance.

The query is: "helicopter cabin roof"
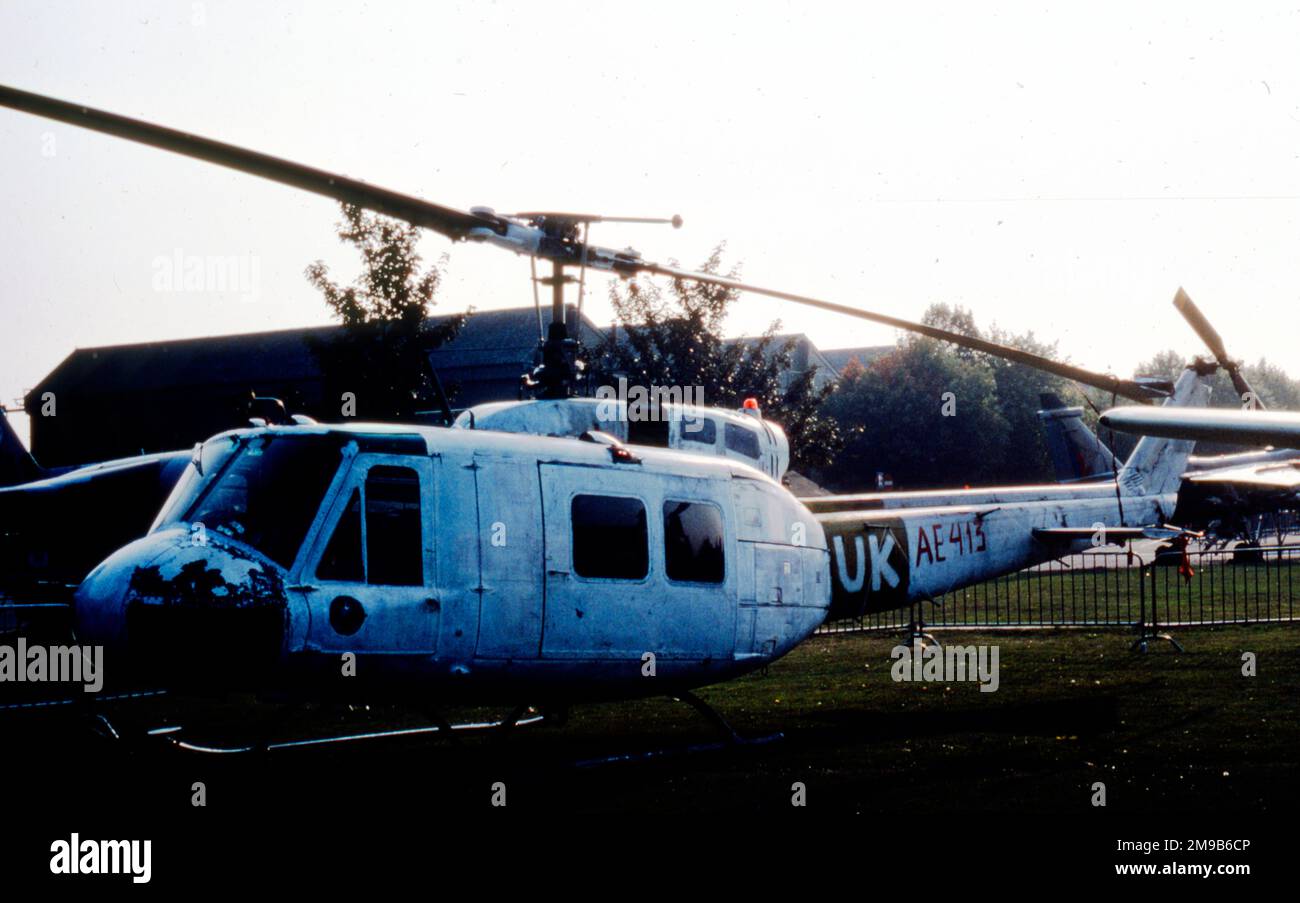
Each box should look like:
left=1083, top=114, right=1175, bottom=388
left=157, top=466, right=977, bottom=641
left=217, top=420, right=779, bottom=485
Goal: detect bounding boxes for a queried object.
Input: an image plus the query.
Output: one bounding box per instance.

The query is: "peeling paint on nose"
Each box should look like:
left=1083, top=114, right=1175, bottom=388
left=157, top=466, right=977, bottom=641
left=75, top=529, right=288, bottom=689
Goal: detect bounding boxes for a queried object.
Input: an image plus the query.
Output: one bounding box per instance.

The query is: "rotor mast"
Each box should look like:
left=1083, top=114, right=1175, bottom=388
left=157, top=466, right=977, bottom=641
left=517, top=213, right=682, bottom=399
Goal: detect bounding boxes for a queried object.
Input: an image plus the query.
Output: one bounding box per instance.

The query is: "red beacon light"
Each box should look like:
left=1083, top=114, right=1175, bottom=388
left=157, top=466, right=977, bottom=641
left=741, top=397, right=761, bottom=418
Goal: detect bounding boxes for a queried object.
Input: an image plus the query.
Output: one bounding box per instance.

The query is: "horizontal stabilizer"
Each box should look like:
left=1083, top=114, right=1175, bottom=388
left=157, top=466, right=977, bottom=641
left=1032, top=524, right=1202, bottom=547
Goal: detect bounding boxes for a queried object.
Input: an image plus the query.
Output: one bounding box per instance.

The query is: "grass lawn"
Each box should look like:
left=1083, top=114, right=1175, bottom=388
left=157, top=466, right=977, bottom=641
left=19, top=622, right=1292, bottom=817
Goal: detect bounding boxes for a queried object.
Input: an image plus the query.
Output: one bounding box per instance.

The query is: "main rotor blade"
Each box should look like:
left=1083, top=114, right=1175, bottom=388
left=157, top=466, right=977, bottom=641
left=0, top=82, right=1163, bottom=405
left=1173, top=288, right=1259, bottom=405
left=640, top=263, right=1157, bottom=403
left=0, top=84, right=485, bottom=239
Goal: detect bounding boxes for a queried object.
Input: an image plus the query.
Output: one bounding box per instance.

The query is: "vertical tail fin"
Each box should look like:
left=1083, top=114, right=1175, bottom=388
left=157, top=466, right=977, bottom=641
left=0, top=408, right=43, bottom=487
left=1037, top=393, right=1119, bottom=482
left=1115, top=367, right=1213, bottom=497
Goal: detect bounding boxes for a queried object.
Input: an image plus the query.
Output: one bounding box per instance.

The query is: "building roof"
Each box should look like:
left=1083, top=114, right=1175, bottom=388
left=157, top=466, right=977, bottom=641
left=26, top=306, right=603, bottom=405
left=819, top=345, right=894, bottom=374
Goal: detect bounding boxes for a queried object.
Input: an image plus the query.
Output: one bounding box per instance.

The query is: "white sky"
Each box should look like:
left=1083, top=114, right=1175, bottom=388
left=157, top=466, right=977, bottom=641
left=2, top=1, right=1298, bottom=449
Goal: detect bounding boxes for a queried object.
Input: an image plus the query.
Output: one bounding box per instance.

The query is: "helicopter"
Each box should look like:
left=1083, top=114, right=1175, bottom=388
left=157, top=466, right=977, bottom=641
left=1102, top=291, right=1300, bottom=451
left=0, top=83, right=1221, bottom=746
left=1030, top=290, right=1300, bottom=545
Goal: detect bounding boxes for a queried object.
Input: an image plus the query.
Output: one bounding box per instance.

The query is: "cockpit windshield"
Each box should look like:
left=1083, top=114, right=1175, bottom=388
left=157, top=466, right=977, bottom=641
left=160, top=433, right=346, bottom=567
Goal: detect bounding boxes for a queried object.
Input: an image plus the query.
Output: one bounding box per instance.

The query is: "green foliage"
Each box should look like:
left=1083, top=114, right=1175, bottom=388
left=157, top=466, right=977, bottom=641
left=590, top=245, right=848, bottom=473
left=983, top=322, right=1076, bottom=485
left=823, top=303, right=1096, bottom=490
left=1130, top=348, right=1300, bottom=453
left=1131, top=349, right=1187, bottom=385
left=823, top=337, right=1010, bottom=488
left=1131, top=349, right=1300, bottom=410
left=305, top=203, right=466, bottom=420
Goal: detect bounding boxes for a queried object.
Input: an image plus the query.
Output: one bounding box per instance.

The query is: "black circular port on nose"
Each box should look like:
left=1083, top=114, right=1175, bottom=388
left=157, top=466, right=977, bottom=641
left=329, top=595, right=365, bottom=636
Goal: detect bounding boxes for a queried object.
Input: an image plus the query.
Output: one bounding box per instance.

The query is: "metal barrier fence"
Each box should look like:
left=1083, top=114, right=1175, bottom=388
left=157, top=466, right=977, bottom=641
left=818, top=543, right=1300, bottom=634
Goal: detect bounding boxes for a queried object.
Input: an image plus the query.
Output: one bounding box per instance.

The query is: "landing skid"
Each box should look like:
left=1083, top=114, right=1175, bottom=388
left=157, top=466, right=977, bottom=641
left=1130, top=625, right=1184, bottom=654
left=147, top=709, right=547, bottom=754
left=1130, top=574, right=1183, bottom=653
left=902, top=604, right=939, bottom=648
left=138, top=692, right=769, bottom=761
left=674, top=690, right=774, bottom=746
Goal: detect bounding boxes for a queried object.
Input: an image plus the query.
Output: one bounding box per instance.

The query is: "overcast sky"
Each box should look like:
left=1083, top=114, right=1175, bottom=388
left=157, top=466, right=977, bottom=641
left=2, top=1, right=1298, bottom=448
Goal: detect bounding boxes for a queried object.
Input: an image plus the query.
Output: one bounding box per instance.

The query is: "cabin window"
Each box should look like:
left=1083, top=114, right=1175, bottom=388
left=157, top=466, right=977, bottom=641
left=317, top=488, right=363, bottom=582
left=679, top=417, right=716, bottom=446
left=364, top=465, right=424, bottom=586
left=663, top=500, right=725, bottom=583
left=571, top=494, right=648, bottom=579
left=725, top=422, right=761, bottom=459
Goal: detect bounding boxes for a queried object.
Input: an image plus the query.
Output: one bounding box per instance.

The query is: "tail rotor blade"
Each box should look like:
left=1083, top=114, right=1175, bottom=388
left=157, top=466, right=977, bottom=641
left=1173, top=288, right=1261, bottom=407
left=1173, top=288, right=1231, bottom=364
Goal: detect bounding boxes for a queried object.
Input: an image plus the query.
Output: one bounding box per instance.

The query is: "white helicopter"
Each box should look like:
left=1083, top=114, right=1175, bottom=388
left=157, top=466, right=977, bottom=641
left=0, top=84, right=1218, bottom=747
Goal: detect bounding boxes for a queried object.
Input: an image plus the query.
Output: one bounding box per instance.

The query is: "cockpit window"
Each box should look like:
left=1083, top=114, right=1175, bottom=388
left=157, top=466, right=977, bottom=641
left=314, top=465, right=425, bottom=585
left=364, top=465, right=424, bottom=586
left=175, top=434, right=345, bottom=568
left=317, top=489, right=363, bottom=582
left=725, top=422, right=761, bottom=459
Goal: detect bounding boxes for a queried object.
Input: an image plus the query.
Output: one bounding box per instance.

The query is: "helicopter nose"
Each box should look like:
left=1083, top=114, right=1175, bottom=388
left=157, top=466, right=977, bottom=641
left=75, top=527, right=288, bottom=690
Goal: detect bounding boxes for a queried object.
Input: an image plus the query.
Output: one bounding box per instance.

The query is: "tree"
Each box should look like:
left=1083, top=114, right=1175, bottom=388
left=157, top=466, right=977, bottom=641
left=914, top=303, right=983, bottom=360
left=1129, top=348, right=1300, bottom=409
left=305, top=203, right=466, bottom=421
left=822, top=337, right=1010, bottom=489
left=1243, top=358, right=1300, bottom=409
left=590, top=245, right=848, bottom=473
left=821, top=303, right=1113, bottom=489
left=1131, top=349, right=1188, bottom=385
left=981, top=322, right=1079, bottom=484
left=922, top=305, right=1088, bottom=483
left=1129, top=348, right=1300, bottom=453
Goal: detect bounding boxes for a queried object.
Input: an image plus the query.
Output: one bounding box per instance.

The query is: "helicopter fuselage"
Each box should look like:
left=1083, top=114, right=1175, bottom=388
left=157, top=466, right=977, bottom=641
left=73, top=423, right=829, bottom=702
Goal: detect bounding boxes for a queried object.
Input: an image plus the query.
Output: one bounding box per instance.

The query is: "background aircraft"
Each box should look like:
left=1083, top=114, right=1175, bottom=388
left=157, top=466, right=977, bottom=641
left=1039, top=389, right=1300, bottom=544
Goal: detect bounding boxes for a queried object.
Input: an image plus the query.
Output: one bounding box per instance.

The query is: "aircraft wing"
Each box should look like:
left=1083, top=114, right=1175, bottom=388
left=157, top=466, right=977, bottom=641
left=1099, top=407, right=1300, bottom=448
